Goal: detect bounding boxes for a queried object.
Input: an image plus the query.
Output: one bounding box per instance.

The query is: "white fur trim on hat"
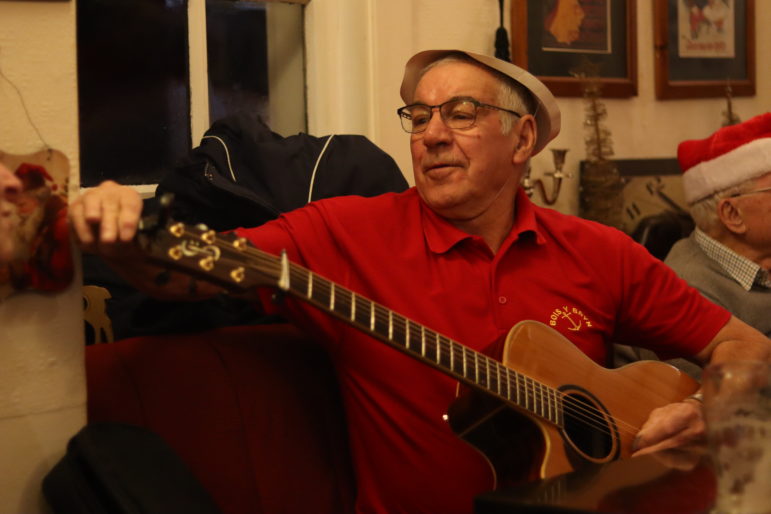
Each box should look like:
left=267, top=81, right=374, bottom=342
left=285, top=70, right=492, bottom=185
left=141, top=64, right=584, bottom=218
left=683, top=137, right=771, bottom=204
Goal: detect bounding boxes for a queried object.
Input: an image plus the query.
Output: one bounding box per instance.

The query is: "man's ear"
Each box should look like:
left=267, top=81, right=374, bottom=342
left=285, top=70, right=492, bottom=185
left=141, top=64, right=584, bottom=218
left=512, top=115, right=537, bottom=165
left=717, top=198, right=747, bottom=235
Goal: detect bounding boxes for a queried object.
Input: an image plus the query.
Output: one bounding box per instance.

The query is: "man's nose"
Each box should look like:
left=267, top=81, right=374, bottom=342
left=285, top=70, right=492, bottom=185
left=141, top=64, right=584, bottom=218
left=421, top=109, right=452, bottom=145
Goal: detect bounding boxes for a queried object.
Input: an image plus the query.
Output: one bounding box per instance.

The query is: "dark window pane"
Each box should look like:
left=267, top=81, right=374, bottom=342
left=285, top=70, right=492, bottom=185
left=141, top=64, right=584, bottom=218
left=77, top=0, right=190, bottom=186
left=206, top=0, right=269, bottom=126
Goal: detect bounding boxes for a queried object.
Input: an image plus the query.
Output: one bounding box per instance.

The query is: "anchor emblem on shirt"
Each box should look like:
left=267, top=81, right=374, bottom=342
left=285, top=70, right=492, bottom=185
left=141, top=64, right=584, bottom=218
left=548, top=305, right=593, bottom=332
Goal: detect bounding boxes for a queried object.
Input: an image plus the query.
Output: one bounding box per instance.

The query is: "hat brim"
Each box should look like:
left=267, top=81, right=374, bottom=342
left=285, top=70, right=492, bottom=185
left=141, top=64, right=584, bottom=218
left=400, top=49, right=561, bottom=155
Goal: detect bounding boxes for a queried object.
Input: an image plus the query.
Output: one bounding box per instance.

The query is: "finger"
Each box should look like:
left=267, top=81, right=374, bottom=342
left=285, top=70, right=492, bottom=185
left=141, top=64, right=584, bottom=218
left=68, top=200, right=97, bottom=248
left=99, top=200, right=121, bottom=243
left=117, top=192, right=143, bottom=242
left=632, top=438, right=681, bottom=457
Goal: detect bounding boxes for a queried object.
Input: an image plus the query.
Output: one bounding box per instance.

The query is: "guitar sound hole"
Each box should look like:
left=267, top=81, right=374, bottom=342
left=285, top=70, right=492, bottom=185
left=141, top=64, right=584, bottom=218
left=561, top=390, right=615, bottom=461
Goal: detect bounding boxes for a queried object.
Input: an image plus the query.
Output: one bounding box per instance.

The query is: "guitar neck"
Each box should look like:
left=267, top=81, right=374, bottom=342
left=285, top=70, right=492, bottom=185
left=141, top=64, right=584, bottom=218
left=142, top=220, right=564, bottom=427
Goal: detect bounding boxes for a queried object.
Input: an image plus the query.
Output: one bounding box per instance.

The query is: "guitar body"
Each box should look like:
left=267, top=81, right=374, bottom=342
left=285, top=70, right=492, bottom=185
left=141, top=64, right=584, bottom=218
left=447, top=320, right=699, bottom=488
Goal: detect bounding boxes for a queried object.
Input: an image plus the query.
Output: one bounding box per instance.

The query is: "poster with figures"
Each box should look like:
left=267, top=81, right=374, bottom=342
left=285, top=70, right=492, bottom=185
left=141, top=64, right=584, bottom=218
left=0, top=149, right=73, bottom=300
left=678, top=0, right=735, bottom=58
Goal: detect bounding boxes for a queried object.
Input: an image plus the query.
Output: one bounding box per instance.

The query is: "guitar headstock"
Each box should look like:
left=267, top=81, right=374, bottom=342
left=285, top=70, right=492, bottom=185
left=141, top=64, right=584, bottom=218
left=137, top=200, right=274, bottom=292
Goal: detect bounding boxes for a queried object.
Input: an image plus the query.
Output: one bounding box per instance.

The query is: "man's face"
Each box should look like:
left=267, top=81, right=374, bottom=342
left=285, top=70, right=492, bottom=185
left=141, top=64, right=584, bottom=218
left=17, top=191, right=41, bottom=216
left=735, top=172, right=771, bottom=254
left=409, top=61, right=528, bottom=223
left=0, top=163, right=22, bottom=263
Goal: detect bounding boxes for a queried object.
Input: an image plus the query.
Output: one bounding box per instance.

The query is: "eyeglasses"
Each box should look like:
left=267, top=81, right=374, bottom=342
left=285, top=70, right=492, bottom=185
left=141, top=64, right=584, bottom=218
left=396, top=97, right=523, bottom=134
left=728, top=186, right=771, bottom=198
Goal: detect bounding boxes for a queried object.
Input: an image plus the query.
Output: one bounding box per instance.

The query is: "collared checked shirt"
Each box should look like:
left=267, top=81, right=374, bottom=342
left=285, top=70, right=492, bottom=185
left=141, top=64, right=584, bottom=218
left=693, top=228, right=771, bottom=290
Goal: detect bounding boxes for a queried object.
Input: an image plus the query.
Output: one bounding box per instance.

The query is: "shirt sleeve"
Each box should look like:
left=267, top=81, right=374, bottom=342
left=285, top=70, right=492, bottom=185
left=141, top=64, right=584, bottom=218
left=613, top=237, right=731, bottom=360
left=233, top=203, right=348, bottom=349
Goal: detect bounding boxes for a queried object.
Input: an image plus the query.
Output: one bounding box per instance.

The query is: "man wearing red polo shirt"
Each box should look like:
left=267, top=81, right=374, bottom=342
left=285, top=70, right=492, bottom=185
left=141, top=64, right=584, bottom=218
left=70, top=49, right=771, bottom=514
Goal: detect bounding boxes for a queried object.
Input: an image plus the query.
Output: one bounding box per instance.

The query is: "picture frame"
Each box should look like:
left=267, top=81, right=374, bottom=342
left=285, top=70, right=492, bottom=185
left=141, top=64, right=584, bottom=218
left=581, top=158, right=688, bottom=235
left=653, top=0, right=755, bottom=99
left=510, top=0, right=637, bottom=98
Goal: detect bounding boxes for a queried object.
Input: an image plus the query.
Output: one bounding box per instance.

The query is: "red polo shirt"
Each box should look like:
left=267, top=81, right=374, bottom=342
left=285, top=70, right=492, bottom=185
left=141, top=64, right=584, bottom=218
left=235, top=187, right=729, bottom=514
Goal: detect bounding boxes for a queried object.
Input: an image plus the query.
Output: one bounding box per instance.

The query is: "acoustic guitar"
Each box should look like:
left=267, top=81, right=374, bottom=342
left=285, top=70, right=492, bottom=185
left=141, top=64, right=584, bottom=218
left=137, top=212, right=699, bottom=487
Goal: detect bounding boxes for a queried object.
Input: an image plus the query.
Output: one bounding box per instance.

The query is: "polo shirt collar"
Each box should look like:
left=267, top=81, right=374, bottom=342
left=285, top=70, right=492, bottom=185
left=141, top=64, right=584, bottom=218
left=420, top=187, right=542, bottom=254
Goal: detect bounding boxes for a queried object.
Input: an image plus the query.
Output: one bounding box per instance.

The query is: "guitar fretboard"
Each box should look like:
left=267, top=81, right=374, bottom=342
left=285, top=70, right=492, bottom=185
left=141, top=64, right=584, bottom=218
left=149, top=223, right=566, bottom=427
left=272, top=249, right=564, bottom=427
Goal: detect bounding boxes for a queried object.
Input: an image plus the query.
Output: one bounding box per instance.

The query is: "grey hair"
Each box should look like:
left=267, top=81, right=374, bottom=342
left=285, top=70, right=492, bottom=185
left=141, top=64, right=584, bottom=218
left=418, top=53, right=535, bottom=135
left=689, top=176, right=758, bottom=233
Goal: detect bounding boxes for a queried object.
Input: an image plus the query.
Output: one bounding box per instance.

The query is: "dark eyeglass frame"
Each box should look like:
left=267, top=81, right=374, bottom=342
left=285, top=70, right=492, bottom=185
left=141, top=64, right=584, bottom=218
left=396, top=96, right=523, bottom=134
left=728, top=186, right=771, bottom=198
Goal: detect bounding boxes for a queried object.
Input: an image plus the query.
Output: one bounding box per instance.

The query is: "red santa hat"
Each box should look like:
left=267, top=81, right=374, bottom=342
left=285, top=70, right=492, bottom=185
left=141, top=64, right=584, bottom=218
left=15, top=163, right=57, bottom=192
left=678, top=112, right=771, bottom=204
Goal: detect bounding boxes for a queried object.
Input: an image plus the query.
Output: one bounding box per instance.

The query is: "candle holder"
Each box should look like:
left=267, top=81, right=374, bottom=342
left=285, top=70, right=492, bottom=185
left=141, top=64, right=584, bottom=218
left=522, top=148, right=572, bottom=205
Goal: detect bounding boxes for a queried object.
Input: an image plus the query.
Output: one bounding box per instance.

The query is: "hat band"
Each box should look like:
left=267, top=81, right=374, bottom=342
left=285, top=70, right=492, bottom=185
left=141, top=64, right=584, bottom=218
left=683, top=137, right=771, bottom=204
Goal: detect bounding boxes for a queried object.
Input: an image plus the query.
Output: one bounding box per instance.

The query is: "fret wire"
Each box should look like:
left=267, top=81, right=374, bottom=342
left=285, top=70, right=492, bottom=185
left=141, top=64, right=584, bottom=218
left=537, top=383, right=543, bottom=417
left=440, top=337, right=450, bottom=369
left=549, top=388, right=556, bottom=423
left=354, top=295, right=369, bottom=327
left=223, top=257, right=565, bottom=422
left=394, top=315, right=406, bottom=349
left=520, top=375, right=527, bottom=410
left=232, top=246, right=560, bottom=415
left=420, top=325, right=426, bottom=356
left=538, top=386, right=544, bottom=420
left=557, top=391, right=563, bottom=425
left=532, top=381, right=538, bottom=416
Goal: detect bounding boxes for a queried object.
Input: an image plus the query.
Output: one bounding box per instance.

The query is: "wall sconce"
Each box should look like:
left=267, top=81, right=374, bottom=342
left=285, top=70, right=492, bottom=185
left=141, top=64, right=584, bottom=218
left=522, top=148, right=571, bottom=205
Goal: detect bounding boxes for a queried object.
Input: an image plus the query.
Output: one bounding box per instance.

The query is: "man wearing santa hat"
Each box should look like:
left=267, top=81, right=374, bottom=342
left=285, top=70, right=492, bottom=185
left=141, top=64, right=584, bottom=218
left=666, top=112, right=771, bottom=338
left=5, top=163, right=73, bottom=292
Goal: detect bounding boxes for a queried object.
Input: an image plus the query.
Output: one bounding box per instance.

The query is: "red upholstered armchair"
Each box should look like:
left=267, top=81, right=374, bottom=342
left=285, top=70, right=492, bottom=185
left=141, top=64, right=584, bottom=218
left=85, top=323, right=356, bottom=514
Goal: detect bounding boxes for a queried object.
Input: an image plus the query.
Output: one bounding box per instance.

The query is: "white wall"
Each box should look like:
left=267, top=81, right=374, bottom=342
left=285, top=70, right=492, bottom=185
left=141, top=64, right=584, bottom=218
left=0, top=2, right=85, bottom=513
left=306, top=0, right=771, bottom=216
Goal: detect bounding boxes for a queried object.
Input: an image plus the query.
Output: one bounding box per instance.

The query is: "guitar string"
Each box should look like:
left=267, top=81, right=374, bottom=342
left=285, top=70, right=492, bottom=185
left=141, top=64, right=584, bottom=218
left=268, top=249, right=641, bottom=439
left=195, top=234, right=641, bottom=440
left=209, top=239, right=639, bottom=440
left=175, top=228, right=643, bottom=439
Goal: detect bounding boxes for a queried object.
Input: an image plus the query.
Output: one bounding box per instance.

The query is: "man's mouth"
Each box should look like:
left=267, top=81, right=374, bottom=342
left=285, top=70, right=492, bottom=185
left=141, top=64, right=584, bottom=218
left=424, top=161, right=461, bottom=173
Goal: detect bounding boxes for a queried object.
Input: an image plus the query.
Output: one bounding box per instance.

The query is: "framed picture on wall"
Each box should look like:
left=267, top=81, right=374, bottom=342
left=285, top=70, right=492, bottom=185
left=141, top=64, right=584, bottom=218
left=510, top=0, right=638, bottom=97
left=653, top=0, right=756, bottom=99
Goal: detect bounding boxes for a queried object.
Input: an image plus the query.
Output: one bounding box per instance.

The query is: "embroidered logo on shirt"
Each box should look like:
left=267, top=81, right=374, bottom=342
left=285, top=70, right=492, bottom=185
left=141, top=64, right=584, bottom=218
left=549, top=305, right=593, bottom=332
